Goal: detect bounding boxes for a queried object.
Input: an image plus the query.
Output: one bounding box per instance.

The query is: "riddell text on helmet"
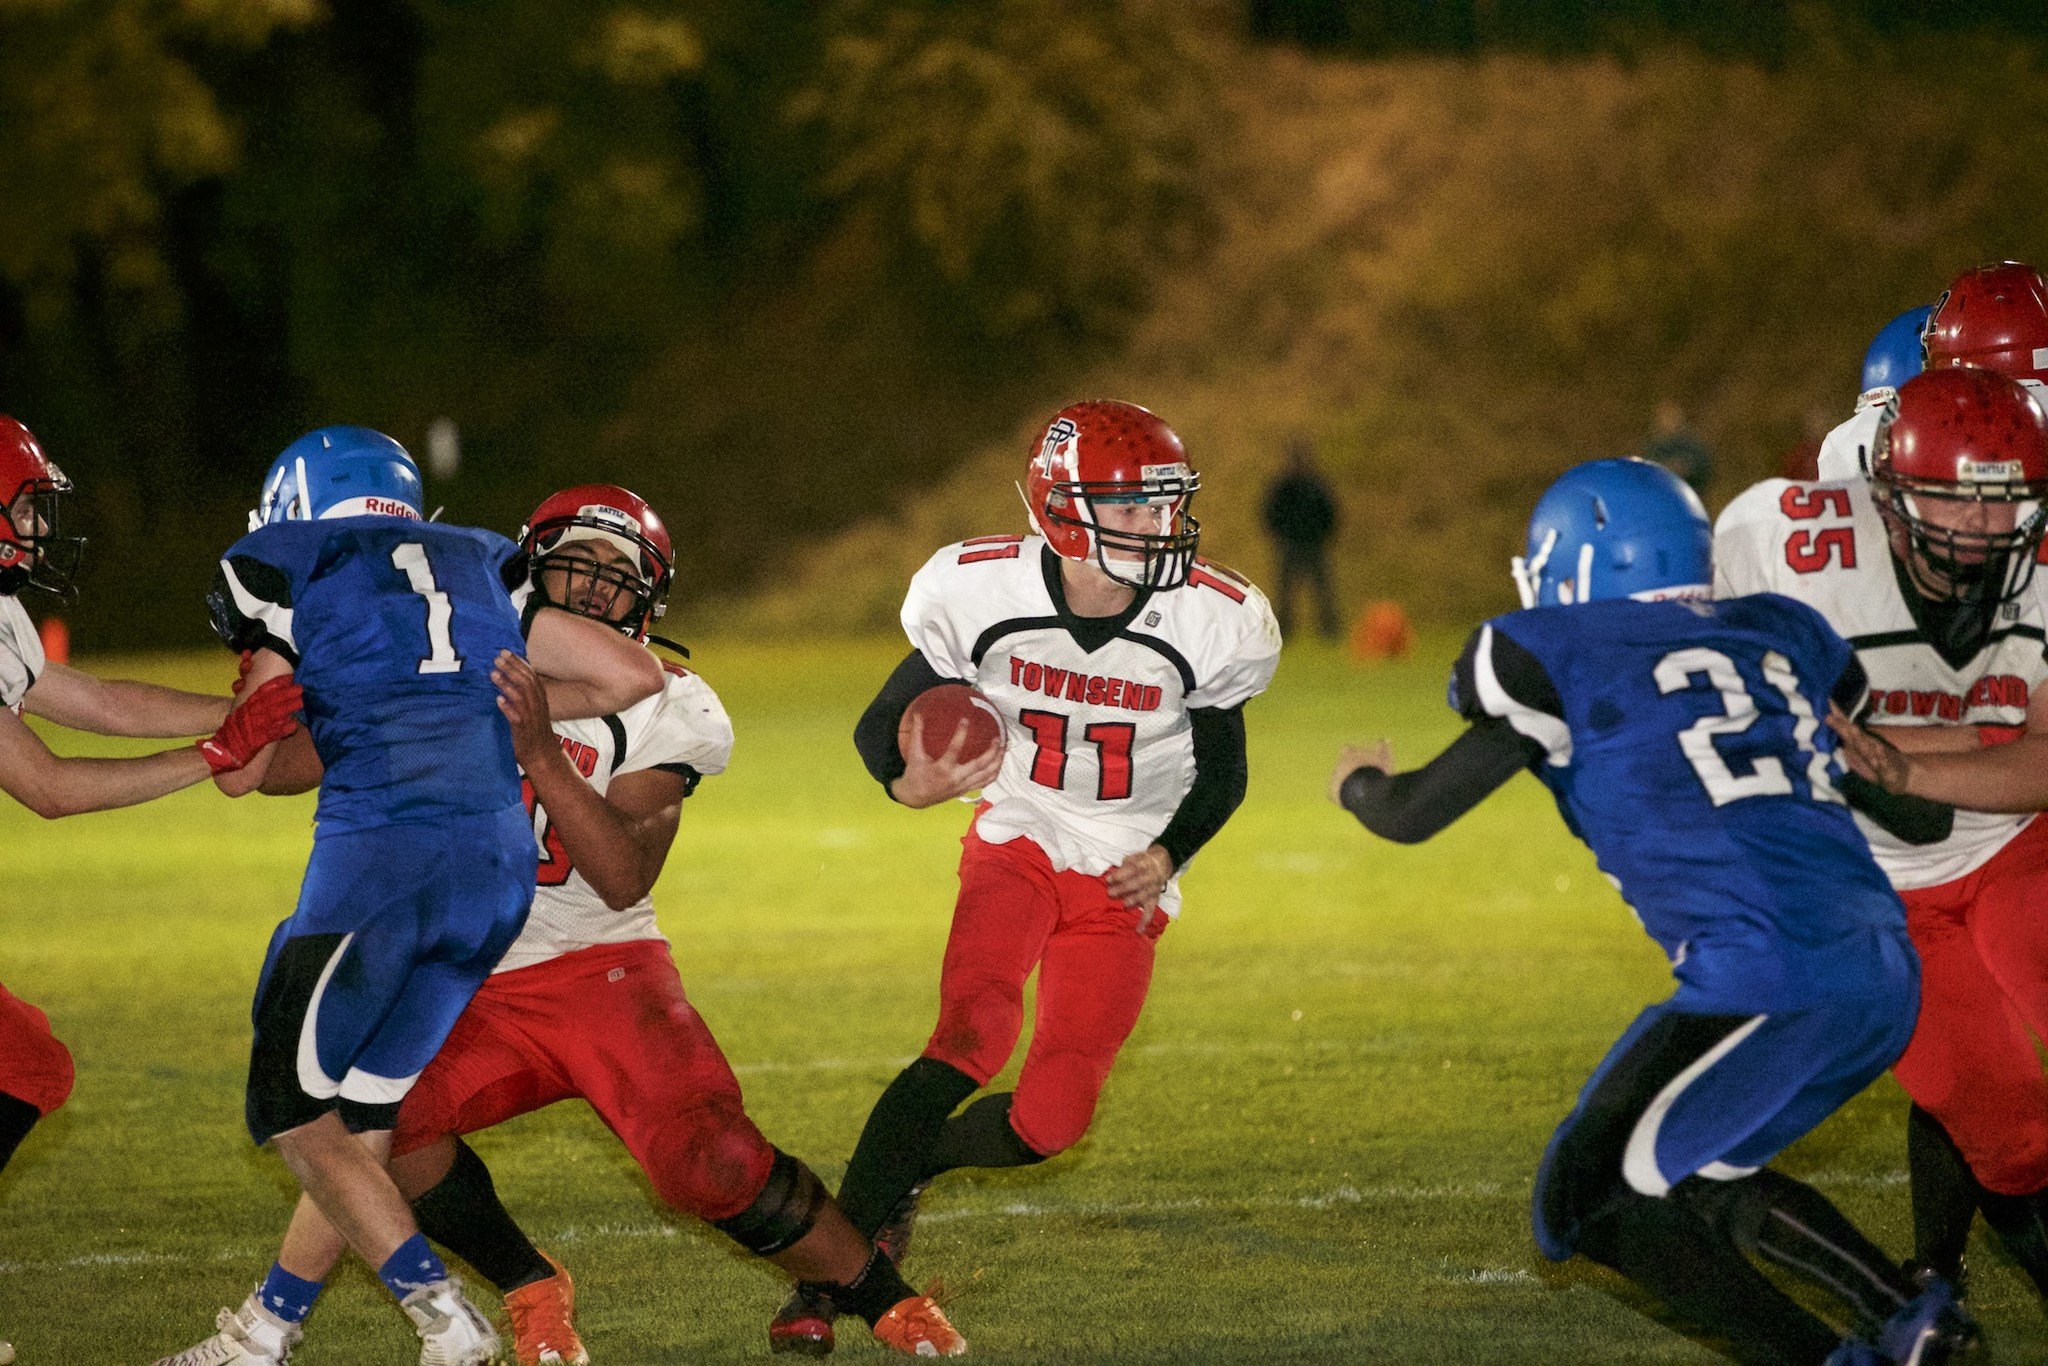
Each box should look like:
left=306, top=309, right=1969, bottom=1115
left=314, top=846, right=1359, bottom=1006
left=1008, top=654, right=1165, bottom=711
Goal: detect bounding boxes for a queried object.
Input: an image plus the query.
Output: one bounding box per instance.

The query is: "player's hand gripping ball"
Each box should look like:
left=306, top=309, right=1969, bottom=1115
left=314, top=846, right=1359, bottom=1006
left=901, top=683, right=1005, bottom=765
left=892, top=684, right=1007, bottom=809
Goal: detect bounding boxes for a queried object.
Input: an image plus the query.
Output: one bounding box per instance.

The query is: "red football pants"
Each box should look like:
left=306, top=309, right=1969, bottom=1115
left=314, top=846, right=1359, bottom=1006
left=392, top=939, right=776, bottom=1221
left=0, top=980, right=73, bottom=1116
left=1894, top=815, right=2048, bottom=1195
left=922, top=828, right=1163, bottom=1157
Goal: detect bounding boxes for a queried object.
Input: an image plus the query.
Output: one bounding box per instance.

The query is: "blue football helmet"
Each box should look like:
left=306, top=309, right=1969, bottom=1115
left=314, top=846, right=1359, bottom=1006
left=251, top=426, right=424, bottom=530
left=1860, top=304, right=1933, bottom=396
left=1512, top=458, right=1712, bottom=608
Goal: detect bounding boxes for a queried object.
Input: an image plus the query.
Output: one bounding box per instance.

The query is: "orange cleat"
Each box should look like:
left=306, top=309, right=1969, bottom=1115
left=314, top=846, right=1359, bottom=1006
left=870, top=1295, right=966, bottom=1358
left=504, top=1252, right=589, bottom=1366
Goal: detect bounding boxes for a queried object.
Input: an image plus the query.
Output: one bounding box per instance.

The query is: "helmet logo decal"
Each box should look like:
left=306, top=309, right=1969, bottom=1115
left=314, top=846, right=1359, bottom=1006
left=1037, top=418, right=1080, bottom=481
left=1958, top=457, right=2025, bottom=483
left=576, top=503, right=642, bottom=535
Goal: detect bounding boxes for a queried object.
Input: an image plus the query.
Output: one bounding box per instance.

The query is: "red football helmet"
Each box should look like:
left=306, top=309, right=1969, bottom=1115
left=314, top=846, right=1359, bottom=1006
left=1021, top=400, right=1200, bottom=591
left=517, top=483, right=673, bottom=639
left=1923, top=261, right=2048, bottom=386
left=1870, top=369, right=2048, bottom=608
left=0, top=416, right=84, bottom=598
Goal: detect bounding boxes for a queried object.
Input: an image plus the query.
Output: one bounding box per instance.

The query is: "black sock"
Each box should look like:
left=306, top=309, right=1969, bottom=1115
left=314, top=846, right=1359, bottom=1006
left=1907, top=1105, right=1981, bottom=1283
left=925, top=1093, right=1047, bottom=1179
left=1580, top=1189, right=1843, bottom=1366
left=0, top=1093, right=40, bottom=1175
left=1717, top=1172, right=1912, bottom=1329
left=829, top=1246, right=920, bottom=1327
left=409, top=1140, right=554, bottom=1293
left=1973, top=1188, right=2048, bottom=1298
left=837, top=1058, right=978, bottom=1238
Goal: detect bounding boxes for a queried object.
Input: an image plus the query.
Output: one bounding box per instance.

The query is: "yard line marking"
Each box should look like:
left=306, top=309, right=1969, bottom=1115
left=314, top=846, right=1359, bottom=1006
left=0, top=1173, right=1911, bottom=1276
left=540, top=1183, right=1512, bottom=1245
left=727, top=1037, right=1422, bottom=1076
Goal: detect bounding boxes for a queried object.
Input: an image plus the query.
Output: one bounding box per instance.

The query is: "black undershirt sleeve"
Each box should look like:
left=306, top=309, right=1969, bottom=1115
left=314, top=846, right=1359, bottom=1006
left=1831, top=654, right=1871, bottom=718
left=853, top=650, right=950, bottom=793
left=1830, top=652, right=1955, bottom=845
left=1339, top=717, right=1545, bottom=844
left=1155, top=705, right=1249, bottom=870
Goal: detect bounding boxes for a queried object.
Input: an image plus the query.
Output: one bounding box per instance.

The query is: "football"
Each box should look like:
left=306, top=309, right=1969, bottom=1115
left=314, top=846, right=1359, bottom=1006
left=901, top=682, right=1006, bottom=765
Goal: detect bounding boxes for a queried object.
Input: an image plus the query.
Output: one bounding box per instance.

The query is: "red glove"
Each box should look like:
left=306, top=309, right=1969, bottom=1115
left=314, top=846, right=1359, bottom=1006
left=199, top=676, right=304, bottom=775
left=231, top=650, right=255, bottom=697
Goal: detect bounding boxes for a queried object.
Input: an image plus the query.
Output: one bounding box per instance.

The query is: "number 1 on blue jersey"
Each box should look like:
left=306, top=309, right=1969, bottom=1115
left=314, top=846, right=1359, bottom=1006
left=391, top=542, right=464, bottom=675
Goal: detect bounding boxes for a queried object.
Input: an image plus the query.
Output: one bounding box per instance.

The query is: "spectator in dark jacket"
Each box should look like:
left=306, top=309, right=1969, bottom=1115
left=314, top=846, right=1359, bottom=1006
left=1262, top=436, right=1340, bottom=641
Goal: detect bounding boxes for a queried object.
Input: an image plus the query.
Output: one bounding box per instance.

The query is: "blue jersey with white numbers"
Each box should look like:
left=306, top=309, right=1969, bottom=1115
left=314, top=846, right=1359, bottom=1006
left=1454, top=593, right=1905, bottom=1007
left=210, top=517, right=529, bottom=833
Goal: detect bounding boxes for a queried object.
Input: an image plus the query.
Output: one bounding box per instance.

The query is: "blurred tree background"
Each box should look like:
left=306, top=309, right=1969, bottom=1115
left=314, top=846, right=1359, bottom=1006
left=0, top=0, right=2043, bottom=644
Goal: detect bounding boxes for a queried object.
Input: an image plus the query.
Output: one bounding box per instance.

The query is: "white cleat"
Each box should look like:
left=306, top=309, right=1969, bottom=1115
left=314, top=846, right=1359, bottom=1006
left=402, top=1278, right=503, bottom=1366
left=1, top=1338, right=14, bottom=1365
left=150, top=1292, right=302, bottom=1365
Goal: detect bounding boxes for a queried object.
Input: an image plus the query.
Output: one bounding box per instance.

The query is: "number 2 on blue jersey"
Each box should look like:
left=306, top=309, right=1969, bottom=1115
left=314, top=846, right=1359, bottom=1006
left=1653, top=647, right=1840, bottom=808
left=391, top=542, right=464, bottom=675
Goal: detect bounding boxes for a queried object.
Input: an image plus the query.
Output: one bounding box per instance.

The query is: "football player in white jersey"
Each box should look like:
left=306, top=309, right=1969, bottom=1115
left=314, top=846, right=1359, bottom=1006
left=0, top=415, right=301, bottom=1366
left=1810, top=304, right=1932, bottom=482
left=1716, top=368, right=2048, bottom=1301
left=771, top=400, right=1282, bottom=1355
left=156, top=486, right=962, bottom=1366
left=1817, top=262, right=2048, bottom=481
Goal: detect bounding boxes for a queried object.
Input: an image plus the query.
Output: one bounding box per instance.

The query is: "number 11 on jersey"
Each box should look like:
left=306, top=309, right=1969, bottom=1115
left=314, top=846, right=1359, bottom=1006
left=1018, top=709, right=1136, bottom=800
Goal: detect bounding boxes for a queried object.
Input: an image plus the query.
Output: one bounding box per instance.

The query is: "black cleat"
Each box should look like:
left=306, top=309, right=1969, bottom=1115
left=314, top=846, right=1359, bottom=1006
left=874, top=1180, right=931, bottom=1269
left=769, top=1282, right=838, bottom=1357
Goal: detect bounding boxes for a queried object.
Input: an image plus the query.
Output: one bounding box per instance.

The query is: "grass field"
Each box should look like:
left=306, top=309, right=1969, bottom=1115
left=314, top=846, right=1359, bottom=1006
left=3, top=634, right=2044, bottom=1363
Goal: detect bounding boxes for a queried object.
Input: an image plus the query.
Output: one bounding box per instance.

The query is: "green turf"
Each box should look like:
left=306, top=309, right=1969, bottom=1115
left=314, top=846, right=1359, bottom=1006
left=2, top=635, right=2042, bottom=1362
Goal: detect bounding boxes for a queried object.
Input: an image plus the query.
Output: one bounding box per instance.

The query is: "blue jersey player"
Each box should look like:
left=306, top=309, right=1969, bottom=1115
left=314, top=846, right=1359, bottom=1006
left=166, top=427, right=662, bottom=1366
left=1331, top=459, right=1970, bottom=1366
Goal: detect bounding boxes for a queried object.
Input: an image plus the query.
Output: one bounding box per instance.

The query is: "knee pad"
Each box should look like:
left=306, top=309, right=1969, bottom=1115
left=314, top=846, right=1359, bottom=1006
left=21, top=1033, right=72, bottom=1117
left=926, top=983, right=1024, bottom=1083
left=0, top=1024, right=73, bottom=1117
left=1668, top=1172, right=1772, bottom=1254
left=1930, top=1101, right=2048, bottom=1196
left=712, top=1148, right=830, bottom=1256
left=338, top=1097, right=402, bottom=1135
left=648, top=1100, right=777, bottom=1222
left=1009, top=1080, right=1094, bottom=1158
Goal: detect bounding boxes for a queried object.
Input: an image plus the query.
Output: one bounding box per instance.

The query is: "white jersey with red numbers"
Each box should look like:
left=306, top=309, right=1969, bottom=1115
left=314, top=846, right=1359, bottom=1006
left=493, top=666, right=733, bottom=972
left=1814, top=393, right=1890, bottom=483
left=0, top=595, right=43, bottom=714
left=1715, top=477, right=2048, bottom=889
left=903, top=534, right=1281, bottom=916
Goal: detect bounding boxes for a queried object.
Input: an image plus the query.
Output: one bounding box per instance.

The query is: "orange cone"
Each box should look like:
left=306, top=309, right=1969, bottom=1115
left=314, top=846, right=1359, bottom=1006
left=37, top=616, right=69, bottom=666
left=1348, top=600, right=1411, bottom=663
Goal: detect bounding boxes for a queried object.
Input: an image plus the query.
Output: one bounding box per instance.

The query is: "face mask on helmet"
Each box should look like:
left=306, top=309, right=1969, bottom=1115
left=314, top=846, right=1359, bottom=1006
left=523, top=524, right=670, bottom=638
left=1875, top=485, right=2046, bottom=607
left=1049, top=481, right=1201, bottom=592
left=1870, top=370, right=2048, bottom=610
left=1, top=477, right=85, bottom=600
